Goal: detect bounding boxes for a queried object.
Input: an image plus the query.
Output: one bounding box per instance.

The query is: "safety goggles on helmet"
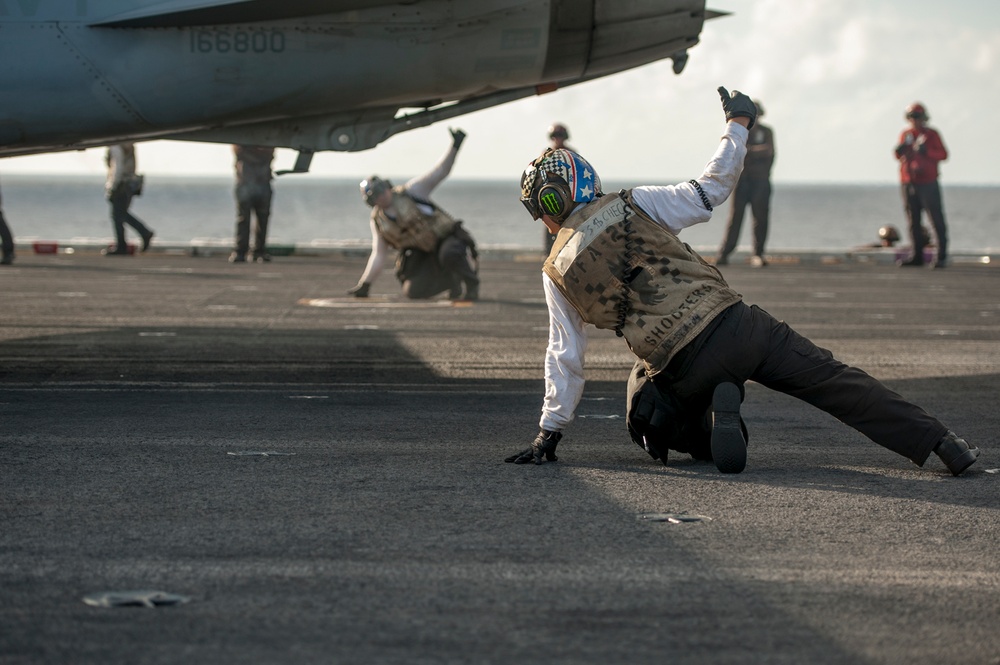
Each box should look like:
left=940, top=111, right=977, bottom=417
left=520, top=148, right=601, bottom=222
left=905, top=103, right=928, bottom=120
left=520, top=164, right=543, bottom=220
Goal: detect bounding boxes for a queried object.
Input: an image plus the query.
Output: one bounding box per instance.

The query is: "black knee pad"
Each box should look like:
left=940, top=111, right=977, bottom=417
left=626, top=363, right=682, bottom=461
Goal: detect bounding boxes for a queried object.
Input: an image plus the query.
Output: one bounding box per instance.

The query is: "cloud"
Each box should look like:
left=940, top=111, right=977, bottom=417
left=972, top=42, right=994, bottom=72
left=793, top=21, right=868, bottom=84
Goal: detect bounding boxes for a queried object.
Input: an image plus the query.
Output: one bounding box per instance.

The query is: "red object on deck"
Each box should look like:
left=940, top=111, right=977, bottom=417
left=32, top=242, right=59, bottom=254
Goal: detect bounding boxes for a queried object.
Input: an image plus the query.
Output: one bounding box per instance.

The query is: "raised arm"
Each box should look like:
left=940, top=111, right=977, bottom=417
left=505, top=273, right=588, bottom=464
left=404, top=129, right=466, bottom=200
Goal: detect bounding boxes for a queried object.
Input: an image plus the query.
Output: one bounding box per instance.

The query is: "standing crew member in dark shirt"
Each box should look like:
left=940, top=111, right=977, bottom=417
left=544, top=123, right=575, bottom=254
left=716, top=100, right=774, bottom=267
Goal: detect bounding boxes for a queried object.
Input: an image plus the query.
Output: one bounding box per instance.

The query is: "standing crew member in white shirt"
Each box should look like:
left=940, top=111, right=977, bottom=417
left=506, top=87, right=978, bottom=477
left=104, top=142, right=154, bottom=256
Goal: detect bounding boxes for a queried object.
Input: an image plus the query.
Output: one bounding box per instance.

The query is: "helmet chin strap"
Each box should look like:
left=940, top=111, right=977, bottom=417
left=541, top=216, right=562, bottom=235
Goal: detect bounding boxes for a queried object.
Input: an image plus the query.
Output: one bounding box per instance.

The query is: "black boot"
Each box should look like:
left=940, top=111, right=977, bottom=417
left=710, top=382, right=747, bottom=474
left=934, top=431, right=979, bottom=476
left=448, top=275, right=463, bottom=300
left=463, top=278, right=479, bottom=301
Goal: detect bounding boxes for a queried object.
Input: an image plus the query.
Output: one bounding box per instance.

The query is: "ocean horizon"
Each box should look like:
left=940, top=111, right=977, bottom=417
left=2, top=173, right=999, bottom=254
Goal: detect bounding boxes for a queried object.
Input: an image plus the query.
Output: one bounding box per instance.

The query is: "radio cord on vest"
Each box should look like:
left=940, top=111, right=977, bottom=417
left=615, top=190, right=637, bottom=338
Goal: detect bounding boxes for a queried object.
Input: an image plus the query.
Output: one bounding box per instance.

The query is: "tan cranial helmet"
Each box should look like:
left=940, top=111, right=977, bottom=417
left=879, top=225, right=900, bottom=243
left=548, top=123, right=570, bottom=141
left=359, top=176, right=391, bottom=206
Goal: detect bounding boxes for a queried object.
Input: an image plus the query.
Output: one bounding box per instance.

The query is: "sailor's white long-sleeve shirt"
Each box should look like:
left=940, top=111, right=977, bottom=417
left=539, top=122, right=749, bottom=432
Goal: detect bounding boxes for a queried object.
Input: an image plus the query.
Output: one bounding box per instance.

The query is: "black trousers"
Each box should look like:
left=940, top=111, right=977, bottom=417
left=235, top=185, right=272, bottom=255
left=650, top=302, right=946, bottom=466
left=718, top=178, right=771, bottom=259
left=903, top=181, right=948, bottom=264
left=0, top=209, right=12, bottom=256
left=109, top=187, right=151, bottom=249
left=398, top=234, right=478, bottom=299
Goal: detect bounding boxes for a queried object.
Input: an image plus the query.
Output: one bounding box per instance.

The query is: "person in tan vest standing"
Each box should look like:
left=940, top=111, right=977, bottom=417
left=104, top=143, right=153, bottom=256
left=506, top=86, right=978, bottom=478
left=231, top=144, right=276, bottom=263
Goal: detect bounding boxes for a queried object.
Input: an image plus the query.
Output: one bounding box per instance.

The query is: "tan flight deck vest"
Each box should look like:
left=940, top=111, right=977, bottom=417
left=543, top=190, right=742, bottom=377
left=372, top=187, right=457, bottom=253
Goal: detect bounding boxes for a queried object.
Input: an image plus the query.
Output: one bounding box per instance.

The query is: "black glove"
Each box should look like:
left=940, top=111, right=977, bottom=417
left=504, top=429, right=562, bottom=465
left=347, top=282, right=370, bottom=298
left=450, top=128, right=466, bottom=151
left=717, top=86, right=757, bottom=130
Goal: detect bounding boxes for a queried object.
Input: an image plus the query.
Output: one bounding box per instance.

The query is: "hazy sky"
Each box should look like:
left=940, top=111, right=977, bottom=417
left=3, top=0, right=999, bottom=185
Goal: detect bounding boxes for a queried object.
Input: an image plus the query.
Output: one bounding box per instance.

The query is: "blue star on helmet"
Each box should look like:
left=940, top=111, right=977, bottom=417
left=578, top=183, right=593, bottom=199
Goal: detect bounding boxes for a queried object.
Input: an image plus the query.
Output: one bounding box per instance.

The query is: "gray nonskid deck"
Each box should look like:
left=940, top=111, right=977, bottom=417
left=1, top=253, right=997, bottom=664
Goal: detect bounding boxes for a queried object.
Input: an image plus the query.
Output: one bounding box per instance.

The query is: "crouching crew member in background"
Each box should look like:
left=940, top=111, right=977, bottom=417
left=350, top=129, right=479, bottom=301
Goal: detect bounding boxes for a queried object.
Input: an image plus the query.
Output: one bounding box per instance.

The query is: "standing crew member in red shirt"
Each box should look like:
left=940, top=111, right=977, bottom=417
left=895, top=102, right=949, bottom=268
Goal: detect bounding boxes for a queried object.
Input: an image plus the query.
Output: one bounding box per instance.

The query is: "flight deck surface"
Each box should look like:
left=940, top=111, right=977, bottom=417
left=1, top=251, right=997, bottom=664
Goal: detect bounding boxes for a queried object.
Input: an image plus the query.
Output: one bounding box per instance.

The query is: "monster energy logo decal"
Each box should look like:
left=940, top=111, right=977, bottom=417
left=540, top=191, right=561, bottom=215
